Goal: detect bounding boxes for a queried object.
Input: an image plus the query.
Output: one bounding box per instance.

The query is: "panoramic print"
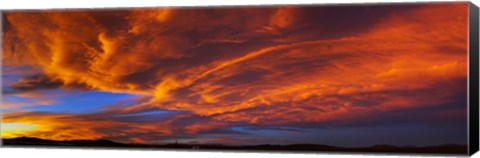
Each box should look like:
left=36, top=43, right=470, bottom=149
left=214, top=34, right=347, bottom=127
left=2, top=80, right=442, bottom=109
left=1, top=2, right=469, bottom=154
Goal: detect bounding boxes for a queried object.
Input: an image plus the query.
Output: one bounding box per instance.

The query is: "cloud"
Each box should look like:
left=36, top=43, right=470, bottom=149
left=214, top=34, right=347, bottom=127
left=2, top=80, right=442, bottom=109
left=1, top=111, right=175, bottom=142
left=8, top=75, right=63, bottom=91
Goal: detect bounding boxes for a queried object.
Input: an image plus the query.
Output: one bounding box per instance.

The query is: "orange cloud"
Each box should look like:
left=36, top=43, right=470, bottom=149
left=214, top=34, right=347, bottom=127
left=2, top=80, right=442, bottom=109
left=2, top=111, right=175, bottom=142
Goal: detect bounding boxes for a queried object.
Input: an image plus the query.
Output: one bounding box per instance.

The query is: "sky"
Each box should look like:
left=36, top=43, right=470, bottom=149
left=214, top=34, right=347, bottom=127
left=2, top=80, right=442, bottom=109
left=0, top=2, right=469, bottom=147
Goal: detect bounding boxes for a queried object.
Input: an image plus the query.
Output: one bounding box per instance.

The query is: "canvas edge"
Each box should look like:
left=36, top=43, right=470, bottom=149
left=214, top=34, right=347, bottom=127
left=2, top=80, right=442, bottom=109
left=0, top=0, right=469, bottom=12
left=468, top=1, right=480, bottom=156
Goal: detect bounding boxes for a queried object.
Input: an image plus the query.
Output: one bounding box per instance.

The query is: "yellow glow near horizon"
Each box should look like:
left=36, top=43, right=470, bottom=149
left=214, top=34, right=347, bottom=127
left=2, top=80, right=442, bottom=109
left=1, top=123, right=37, bottom=138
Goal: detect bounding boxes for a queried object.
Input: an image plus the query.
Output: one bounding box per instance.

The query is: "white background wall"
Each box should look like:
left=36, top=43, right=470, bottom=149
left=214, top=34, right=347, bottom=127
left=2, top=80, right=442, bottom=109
left=0, top=0, right=478, bottom=158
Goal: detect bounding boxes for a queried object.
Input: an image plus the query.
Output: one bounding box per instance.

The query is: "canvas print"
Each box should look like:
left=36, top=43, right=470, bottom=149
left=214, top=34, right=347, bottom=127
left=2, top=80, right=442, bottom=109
left=1, top=2, right=476, bottom=155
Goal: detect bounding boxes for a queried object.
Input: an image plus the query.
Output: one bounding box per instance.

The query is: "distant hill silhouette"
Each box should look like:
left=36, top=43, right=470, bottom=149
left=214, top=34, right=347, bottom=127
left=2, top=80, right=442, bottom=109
left=2, top=137, right=467, bottom=155
left=3, top=137, right=125, bottom=147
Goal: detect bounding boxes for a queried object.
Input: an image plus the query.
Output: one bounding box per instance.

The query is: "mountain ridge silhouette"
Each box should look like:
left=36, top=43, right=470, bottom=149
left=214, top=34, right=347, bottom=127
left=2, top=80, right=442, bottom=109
left=2, top=137, right=467, bottom=155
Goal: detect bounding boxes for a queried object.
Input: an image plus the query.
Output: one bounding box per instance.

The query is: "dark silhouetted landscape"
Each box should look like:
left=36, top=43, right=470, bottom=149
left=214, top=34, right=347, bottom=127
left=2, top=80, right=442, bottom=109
left=2, top=137, right=467, bottom=155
